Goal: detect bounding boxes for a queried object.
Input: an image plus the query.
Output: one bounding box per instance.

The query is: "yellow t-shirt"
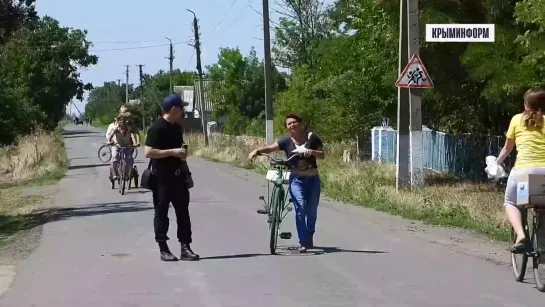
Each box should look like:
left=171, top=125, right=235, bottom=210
left=506, top=113, right=545, bottom=170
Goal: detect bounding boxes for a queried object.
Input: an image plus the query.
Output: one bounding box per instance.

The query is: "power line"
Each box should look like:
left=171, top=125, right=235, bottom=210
left=91, top=42, right=187, bottom=52
left=92, top=40, right=164, bottom=44
left=212, top=0, right=238, bottom=31
left=184, top=49, right=195, bottom=71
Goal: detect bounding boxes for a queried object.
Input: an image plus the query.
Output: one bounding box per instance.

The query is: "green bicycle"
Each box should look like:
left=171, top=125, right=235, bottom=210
left=257, top=153, right=300, bottom=254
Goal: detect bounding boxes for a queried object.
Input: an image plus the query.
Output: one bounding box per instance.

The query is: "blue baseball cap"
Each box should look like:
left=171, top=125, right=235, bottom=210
left=161, top=94, right=189, bottom=112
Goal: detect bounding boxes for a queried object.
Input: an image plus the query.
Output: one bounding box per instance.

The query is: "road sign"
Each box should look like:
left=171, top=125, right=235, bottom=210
left=395, top=54, right=434, bottom=88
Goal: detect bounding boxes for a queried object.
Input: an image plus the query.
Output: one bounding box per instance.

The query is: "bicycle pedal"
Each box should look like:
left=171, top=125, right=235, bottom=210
left=279, top=232, right=292, bottom=239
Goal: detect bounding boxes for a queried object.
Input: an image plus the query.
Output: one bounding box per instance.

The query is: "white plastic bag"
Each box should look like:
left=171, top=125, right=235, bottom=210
left=484, top=155, right=507, bottom=179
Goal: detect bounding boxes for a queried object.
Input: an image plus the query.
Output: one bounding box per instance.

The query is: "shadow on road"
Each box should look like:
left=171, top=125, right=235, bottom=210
left=64, top=134, right=100, bottom=139
left=199, top=246, right=388, bottom=260
left=312, top=246, right=388, bottom=254
left=61, top=130, right=98, bottom=136
left=0, top=201, right=151, bottom=242
left=68, top=163, right=110, bottom=170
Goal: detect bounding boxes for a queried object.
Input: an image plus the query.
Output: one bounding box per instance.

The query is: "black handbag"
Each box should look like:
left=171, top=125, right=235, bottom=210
left=140, top=160, right=155, bottom=190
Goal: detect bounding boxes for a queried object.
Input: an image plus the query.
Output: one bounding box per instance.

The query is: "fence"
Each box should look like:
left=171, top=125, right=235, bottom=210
left=371, top=126, right=516, bottom=181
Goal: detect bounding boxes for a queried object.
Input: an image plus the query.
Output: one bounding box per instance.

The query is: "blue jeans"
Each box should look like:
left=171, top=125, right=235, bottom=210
left=288, top=174, right=321, bottom=245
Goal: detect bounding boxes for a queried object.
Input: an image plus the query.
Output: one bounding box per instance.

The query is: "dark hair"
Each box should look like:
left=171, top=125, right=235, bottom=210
left=285, top=113, right=303, bottom=124
left=522, top=87, right=545, bottom=128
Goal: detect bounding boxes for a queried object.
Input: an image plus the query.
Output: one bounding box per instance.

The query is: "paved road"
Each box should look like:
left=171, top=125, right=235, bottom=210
left=0, top=124, right=544, bottom=306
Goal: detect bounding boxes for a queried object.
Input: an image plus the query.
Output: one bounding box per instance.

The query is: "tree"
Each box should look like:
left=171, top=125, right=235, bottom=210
left=0, top=0, right=38, bottom=44
left=0, top=16, right=97, bottom=145
left=273, top=0, right=331, bottom=69
left=206, top=47, right=286, bottom=135
left=86, top=70, right=198, bottom=129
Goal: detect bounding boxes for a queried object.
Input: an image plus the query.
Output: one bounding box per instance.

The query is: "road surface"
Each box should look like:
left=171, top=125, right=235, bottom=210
left=0, top=124, right=543, bottom=306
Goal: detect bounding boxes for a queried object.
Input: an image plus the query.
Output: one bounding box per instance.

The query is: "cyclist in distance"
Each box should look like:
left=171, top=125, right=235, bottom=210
left=248, top=113, right=325, bottom=253
left=108, top=113, right=138, bottom=181
left=496, top=86, right=545, bottom=253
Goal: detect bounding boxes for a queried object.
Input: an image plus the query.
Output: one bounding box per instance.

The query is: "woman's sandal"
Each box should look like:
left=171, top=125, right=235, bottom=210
left=511, top=237, right=528, bottom=253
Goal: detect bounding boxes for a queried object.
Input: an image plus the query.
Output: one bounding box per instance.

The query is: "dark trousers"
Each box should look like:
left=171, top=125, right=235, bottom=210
left=152, top=176, right=192, bottom=244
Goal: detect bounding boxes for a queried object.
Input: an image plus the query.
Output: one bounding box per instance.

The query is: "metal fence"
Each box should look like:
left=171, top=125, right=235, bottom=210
left=371, top=126, right=516, bottom=180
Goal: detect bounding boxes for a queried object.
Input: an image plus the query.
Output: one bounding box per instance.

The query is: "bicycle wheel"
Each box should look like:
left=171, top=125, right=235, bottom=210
left=98, top=144, right=112, bottom=163
left=532, top=213, right=545, bottom=292
left=119, top=160, right=126, bottom=195
left=511, top=225, right=528, bottom=282
left=269, top=186, right=283, bottom=255
left=132, top=147, right=138, bottom=159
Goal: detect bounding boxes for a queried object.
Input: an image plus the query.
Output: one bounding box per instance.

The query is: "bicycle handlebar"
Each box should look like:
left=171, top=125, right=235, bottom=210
left=259, top=153, right=300, bottom=164
left=112, top=144, right=138, bottom=149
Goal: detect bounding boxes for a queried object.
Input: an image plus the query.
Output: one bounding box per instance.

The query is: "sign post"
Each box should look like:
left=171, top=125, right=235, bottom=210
left=395, top=0, right=433, bottom=190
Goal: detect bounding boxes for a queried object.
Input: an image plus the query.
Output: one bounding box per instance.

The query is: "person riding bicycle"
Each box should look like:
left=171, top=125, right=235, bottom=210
left=108, top=113, right=138, bottom=181
left=496, top=87, right=545, bottom=253
left=116, top=105, right=141, bottom=146
left=106, top=117, right=118, bottom=141
left=248, top=113, right=325, bottom=253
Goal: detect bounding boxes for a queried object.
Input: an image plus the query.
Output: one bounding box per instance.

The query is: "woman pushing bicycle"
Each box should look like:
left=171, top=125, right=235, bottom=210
left=249, top=113, right=325, bottom=253
left=496, top=87, right=545, bottom=253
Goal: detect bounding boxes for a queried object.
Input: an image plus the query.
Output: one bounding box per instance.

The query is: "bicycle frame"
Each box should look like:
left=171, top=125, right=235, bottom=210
left=117, top=146, right=135, bottom=178
left=265, top=165, right=292, bottom=224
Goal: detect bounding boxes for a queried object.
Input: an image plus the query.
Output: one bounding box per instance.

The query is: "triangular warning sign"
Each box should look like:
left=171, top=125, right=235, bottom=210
left=395, top=54, right=434, bottom=88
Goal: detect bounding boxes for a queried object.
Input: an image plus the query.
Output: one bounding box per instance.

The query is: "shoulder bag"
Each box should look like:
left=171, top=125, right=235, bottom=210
left=140, top=160, right=155, bottom=190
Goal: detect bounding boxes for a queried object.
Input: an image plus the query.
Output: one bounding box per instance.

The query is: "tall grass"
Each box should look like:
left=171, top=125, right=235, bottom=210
left=0, top=128, right=68, bottom=188
left=185, top=133, right=508, bottom=241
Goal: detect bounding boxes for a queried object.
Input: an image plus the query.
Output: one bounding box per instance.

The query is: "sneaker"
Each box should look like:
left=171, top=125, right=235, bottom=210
left=180, top=244, right=200, bottom=261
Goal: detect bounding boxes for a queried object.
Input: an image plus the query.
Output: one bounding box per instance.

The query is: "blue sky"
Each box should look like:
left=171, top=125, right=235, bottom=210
left=35, top=0, right=284, bottom=113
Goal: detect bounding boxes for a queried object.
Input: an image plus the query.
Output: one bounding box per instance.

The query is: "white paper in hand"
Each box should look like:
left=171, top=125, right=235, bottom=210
left=291, top=143, right=308, bottom=154
left=484, top=155, right=507, bottom=179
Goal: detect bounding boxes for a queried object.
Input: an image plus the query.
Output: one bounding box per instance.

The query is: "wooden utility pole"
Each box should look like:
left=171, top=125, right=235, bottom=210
left=396, top=0, right=410, bottom=190
left=188, top=9, right=209, bottom=146
left=408, top=0, right=423, bottom=188
left=166, top=37, right=174, bottom=93
left=396, top=0, right=425, bottom=190
left=262, top=0, right=274, bottom=145
left=137, top=64, right=145, bottom=130
left=124, top=65, right=129, bottom=104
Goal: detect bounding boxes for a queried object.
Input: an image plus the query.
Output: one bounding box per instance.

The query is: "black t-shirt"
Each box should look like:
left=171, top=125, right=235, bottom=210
left=145, top=118, right=184, bottom=177
left=277, top=133, right=323, bottom=170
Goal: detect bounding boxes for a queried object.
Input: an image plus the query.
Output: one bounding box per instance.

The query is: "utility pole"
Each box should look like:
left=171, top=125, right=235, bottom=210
left=262, top=0, right=274, bottom=145
left=408, top=0, right=423, bottom=188
left=396, top=0, right=410, bottom=190
left=117, top=79, right=121, bottom=88
left=137, top=64, right=145, bottom=130
left=166, top=37, right=174, bottom=93
left=188, top=9, right=209, bottom=146
left=124, top=65, right=129, bottom=105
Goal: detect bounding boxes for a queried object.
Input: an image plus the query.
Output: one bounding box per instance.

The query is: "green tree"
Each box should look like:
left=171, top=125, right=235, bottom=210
left=206, top=47, right=286, bottom=135
left=0, top=16, right=97, bottom=144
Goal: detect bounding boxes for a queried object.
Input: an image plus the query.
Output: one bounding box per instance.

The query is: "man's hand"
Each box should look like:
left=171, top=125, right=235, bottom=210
left=248, top=149, right=259, bottom=160
left=303, top=149, right=312, bottom=157
left=171, top=148, right=188, bottom=160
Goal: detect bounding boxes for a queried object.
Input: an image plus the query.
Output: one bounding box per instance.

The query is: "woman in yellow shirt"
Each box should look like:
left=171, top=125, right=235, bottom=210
left=497, top=87, right=545, bottom=252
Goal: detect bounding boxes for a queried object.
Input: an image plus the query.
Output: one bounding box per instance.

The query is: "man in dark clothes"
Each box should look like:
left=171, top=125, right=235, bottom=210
left=144, top=94, right=199, bottom=262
